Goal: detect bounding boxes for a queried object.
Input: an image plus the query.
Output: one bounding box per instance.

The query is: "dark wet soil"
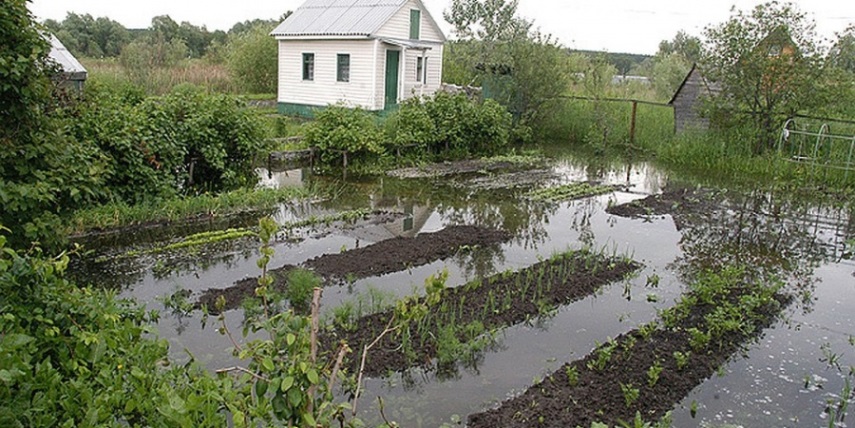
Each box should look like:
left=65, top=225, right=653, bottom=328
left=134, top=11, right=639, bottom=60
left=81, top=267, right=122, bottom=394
left=196, top=265, right=297, bottom=314
left=607, top=187, right=718, bottom=230
left=305, top=226, right=511, bottom=280
left=195, top=225, right=509, bottom=312
left=467, top=288, right=789, bottom=428
left=322, top=252, right=640, bottom=377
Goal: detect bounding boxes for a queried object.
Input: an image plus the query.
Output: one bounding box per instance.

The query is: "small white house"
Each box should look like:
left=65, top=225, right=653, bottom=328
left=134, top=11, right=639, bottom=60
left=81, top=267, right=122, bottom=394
left=271, top=0, right=446, bottom=116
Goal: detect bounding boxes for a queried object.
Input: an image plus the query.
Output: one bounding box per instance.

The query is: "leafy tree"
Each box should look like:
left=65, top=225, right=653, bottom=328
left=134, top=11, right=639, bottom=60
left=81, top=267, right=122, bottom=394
left=1, top=0, right=109, bottom=249
left=701, top=1, right=826, bottom=153
left=658, top=30, right=702, bottom=65
left=444, top=0, right=571, bottom=133
left=43, top=12, right=129, bottom=57
left=226, top=23, right=278, bottom=94
left=829, top=24, right=855, bottom=74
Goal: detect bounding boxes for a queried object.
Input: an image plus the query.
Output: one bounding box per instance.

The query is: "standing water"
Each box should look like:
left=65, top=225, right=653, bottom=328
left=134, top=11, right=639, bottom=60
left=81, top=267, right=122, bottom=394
left=71, top=150, right=854, bottom=427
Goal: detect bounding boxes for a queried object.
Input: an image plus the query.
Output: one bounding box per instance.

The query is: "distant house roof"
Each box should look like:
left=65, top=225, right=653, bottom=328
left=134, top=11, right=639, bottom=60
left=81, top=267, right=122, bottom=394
left=271, top=0, right=446, bottom=41
left=48, top=34, right=87, bottom=80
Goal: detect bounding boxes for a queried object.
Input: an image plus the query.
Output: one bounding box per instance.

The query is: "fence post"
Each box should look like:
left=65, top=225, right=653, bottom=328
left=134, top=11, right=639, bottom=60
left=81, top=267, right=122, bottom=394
left=629, top=100, right=638, bottom=146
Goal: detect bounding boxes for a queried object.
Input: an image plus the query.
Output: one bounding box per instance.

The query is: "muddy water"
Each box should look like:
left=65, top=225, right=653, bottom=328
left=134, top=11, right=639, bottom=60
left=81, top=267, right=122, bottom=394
left=71, top=152, right=854, bottom=427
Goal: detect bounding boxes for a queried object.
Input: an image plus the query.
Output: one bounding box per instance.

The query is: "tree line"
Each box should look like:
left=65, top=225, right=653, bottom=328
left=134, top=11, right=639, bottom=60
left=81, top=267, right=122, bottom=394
left=42, top=12, right=290, bottom=60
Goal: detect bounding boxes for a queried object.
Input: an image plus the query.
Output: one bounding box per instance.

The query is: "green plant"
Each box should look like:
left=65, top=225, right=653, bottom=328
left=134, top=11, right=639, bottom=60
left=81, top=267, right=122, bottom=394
left=620, top=382, right=640, bottom=408
left=647, top=360, right=663, bottom=387
left=565, top=365, right=580, bottom=386
left=673, top=351, right=690, bottom=371
left=286, top=268, right=322, bottom=312
left=305, top=104, right=385, bottom=169
left=687, top=327, right=712, bottom=352
left=588, top=340, right=617, bottom=371
left=226, top=24, right=278, bottom=94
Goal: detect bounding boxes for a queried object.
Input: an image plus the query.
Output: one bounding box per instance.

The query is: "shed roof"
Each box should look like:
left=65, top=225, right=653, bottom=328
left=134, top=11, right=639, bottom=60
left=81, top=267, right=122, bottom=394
left=271, top=0, right=445, bottom=41
left=48, top=34, right=87, bottom=80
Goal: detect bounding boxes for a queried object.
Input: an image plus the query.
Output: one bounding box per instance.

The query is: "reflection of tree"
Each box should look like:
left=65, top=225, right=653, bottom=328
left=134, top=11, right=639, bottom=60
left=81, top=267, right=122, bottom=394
left=666, top=186, right=851, bottom=313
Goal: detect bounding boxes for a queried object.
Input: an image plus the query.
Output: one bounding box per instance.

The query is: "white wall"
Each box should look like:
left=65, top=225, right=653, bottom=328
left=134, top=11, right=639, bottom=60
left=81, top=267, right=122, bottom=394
left=278, top=39, right=378, bottom=109
left=375, top=0, right=445, bottom=42
left=400, top=45, right=443, bottom=100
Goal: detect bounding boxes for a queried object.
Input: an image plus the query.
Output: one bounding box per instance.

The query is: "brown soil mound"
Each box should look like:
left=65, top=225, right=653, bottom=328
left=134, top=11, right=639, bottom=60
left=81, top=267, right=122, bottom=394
left=305, top=225, right=511, bottom=280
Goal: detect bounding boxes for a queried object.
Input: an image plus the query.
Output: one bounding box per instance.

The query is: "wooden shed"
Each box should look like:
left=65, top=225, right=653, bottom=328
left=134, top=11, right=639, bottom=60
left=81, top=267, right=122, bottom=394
left=271, top=0, right=446, bottom=117
left=48, top=35, right=87, bottom=91
left=669, top=64, right=720, bottom=133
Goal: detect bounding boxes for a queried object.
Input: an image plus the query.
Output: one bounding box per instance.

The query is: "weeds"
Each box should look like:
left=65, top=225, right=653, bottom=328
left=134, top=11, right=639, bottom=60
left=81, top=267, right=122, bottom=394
left=620, top=382, right=640, bottom=408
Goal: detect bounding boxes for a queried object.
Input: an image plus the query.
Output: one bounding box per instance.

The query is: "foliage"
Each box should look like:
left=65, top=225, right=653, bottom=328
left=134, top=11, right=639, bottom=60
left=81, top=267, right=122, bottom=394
left=829, top=25, right=855, bottom=74
left=1, top=0, right=111, bottom=249
left=285, top=268, right=322, bottom=312
left=226, top=23, right=278, bottom=94
left=305, top=104, right=385, bottom=168
left=444, top=0, right=572, bottom=132
left=66, top=84, right=266, bottom=201
left=386, top=97, right=438, bottom=150
left=0, top=219, right=368, bottom=426
left=701, top=1, right=828, bottom=153
left=0, top=229, right=228, bottom=426
left=421, top=92, right=514, bottom=156
left=43, top=13, right=129, bottom=58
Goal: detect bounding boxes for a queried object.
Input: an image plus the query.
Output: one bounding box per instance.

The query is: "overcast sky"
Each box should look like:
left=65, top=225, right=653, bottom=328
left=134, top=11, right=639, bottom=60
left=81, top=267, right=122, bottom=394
left=29, top=0, right=855, bottom=55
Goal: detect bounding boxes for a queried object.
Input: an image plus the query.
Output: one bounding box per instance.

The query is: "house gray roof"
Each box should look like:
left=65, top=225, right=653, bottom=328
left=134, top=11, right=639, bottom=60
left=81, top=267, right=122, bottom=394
left=271, top=0, right=445, bottom=40
left=48, top=35, right=87, bottom=80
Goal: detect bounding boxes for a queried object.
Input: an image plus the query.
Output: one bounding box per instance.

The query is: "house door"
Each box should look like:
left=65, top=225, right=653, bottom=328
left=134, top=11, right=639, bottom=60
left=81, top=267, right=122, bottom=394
left=384, top=50, right=400, bottom=109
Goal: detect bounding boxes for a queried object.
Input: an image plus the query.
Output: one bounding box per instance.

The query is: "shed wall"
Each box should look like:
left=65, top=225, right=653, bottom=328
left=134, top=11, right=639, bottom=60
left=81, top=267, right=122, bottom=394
left=375, top=0, right=444, bottom=42
left=278, top=39, right=378, bottom=109
left=673, top=68, right=712, bottom=133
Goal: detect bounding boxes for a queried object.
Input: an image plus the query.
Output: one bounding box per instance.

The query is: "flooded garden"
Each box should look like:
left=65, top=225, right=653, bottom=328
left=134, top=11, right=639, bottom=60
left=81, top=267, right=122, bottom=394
left=70, top=149, right=855, bottom=427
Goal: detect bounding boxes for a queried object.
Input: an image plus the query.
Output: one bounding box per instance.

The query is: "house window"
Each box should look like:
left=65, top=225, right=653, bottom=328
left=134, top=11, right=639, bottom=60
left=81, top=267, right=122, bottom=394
left=302, top=53, right=314, bottom=81
left=416, top=57, right=428, bottom=83
left=337, top=54, right=350, bottom=82
left=409, top=9, right=421, bottom=40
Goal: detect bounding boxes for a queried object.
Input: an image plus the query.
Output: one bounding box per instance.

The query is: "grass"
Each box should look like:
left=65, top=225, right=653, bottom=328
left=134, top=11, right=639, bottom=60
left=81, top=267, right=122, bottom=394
left=66, top=186, right=313, bottom=235
left=83, top=58, right=238, bottom=95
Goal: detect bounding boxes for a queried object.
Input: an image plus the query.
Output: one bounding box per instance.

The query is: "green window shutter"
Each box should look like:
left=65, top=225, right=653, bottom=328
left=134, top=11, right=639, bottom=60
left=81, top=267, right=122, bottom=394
left=409, top=9, right=420, bottom=40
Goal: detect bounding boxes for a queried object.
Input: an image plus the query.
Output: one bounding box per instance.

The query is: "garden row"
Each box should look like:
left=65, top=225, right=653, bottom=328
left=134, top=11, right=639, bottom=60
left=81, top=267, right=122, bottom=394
left=468, top=266, right=790, bottom=427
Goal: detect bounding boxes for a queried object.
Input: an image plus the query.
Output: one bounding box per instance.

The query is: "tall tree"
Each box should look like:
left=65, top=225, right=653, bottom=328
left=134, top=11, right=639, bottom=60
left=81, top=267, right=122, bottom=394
left=443, top=0, right=571, bottom=133
left=701, top=2, right=826, bottom=153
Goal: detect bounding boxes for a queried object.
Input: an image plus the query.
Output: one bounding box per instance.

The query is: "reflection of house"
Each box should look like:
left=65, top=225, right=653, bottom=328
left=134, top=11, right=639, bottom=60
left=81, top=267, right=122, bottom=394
left=48, top=35, right=87, bottom=91
left=271, top=0, right=446, bottom=117
left=344, top=202, right=433, bottom=242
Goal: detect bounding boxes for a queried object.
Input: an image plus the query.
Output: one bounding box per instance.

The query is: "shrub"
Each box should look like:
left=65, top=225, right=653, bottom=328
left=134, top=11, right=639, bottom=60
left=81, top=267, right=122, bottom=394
left=386, top=97, right=437, bottom=150
left=286, top=268, right=322, bottom=311
left=305, top=104, right=385, bottom=167
left=421, top=92, right=514, bottom=157
left=226, top=24, right=278, bottom=94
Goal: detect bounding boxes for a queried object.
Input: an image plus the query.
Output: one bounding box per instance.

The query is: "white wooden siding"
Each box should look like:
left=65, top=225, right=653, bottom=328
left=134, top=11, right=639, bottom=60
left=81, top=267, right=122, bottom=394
left=375, top=0, right=444, bottom=42
left=400, top=46, right=442, bottom=99
left=278, top=39, right=378, bottom=109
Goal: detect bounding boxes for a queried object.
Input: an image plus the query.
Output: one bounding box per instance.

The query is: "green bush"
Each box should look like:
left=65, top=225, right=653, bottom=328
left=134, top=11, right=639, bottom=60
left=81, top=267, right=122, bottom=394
left=226, top=24, right=278, bottom=94
left=65, top=84, right=266, bottom=202
left=387, top=97, right=437, bottom=150
left=422, top=92, right=513, bottom=157
left=305, top=104, right=385, bottom=167
left=0, top=231, right=227, bottom=426
left=286, top=268, right=322, bottom=311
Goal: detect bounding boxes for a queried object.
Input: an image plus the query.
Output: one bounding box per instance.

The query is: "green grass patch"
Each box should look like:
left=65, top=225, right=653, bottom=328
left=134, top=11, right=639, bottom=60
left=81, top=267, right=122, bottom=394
left=66, top=187, right=313, bottom=235
left=526, top=182, right=616, bottom=202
